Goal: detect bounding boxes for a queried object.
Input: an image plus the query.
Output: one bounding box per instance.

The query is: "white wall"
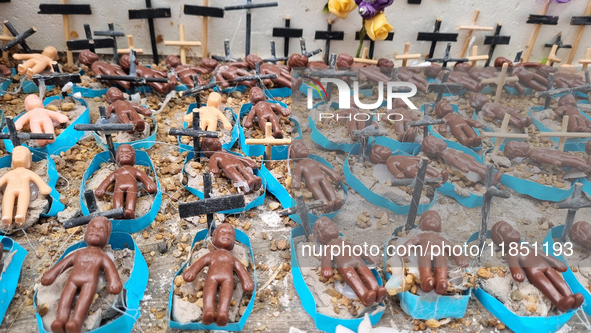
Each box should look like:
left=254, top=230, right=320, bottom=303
left=2, top=0, right=591, bottom=65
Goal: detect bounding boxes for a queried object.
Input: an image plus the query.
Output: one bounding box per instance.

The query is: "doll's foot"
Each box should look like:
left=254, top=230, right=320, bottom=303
left=360, top=290, right=376, bottom=307
left=333, top=199, right=344, bottom=211
left=573, top=293, right=585, bottom=309
left=202, top=310, right=215, bottom=325
left=51, top=319, right=66, bottom=333
left=375, top=286, right=387, bottom=303
left=322, top=201, right=335, bottom=213
left=420, top=277, right=435, bottom=293
left=557, top=296, right=575, bottom=312
left=1, top=216, right=11, bottom=227
left=65, top=320, right=82, bottom=333
left=216, top=311, right=229, bottom=326
left=434, top=278, right=448, bottom=295
left=14, top=215, right=25, bottom=226
left=124, top=209, right=134, bottom=219
left=252, top=177, right=262, bottom=192
left=135, top=120, right=145, bottom=133
left=273, top=131, right=284, bottom=139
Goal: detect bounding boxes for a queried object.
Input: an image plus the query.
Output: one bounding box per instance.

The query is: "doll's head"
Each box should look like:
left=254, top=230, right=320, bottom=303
left=494, top=57, right=513, bottom=68
left=212, top=223, right=235, bottom=251
left=336, top=53, right=353, bottom=68
left=166, top=54, right=181, bottom=69
left=558, top=94, right=577, bottom=107
left=201, top=138, right=222, bottom=158
left=369, top=145, right=392, bottom=164
left=42, top=46, right=58, bottom=61
left=503, top=141, right=530, bottom=160
left=418, top=210, right=442, bottom=232
left=207, top=92, right=222, bottom=109
left=79, top=50, right=99, bottom=66
left=11, top=146, right=32, bottom=169
left=313, top=217, right=339, bottom=245
left=570, top=221, right=591, bottom=250
left=119, top=54, right=139, bottom=71
left=421, top=135, right=447, bottom=158
left=287, top=54, right=308, bottom=71
left=434, top=100, right=454, bottom=118
left=84, top=216, right=112, bottom=248
left=245, top=54, right=263, bottom=69
left=106, top=87, right=125, bottom=104
left=116, top=144, right=136, bottom=166
left=469, top=93, right=489, bottom=111
left=249, top=87, right=266, bottom=104
left=24, top=94, right=44, bottom=111
left=289, top=139, right=309, bottom=160
left=200, top=58, right=218, bottom=71
left=490, top=221, right=520, bottom=246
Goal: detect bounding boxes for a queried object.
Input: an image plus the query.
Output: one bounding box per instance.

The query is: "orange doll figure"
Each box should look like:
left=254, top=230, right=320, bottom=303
left=0, top=146, right=52, bottom=227
left=402, top=211, right=469, bottom=294
left=289, top=139, right=343, bottom=212
left=105, top=88, right=152, bottom=133
left=244, top=87, right=291, bottom=138
left=314, top=217, right=387, bottom=306
left=16, top=94, right=69, bottom=146
left=94, top=144, right=158, bottom=219
left=183, top=92, right=232, bottom=132
left=182, top=223, right=255, bottom=326
left=13, top=46, right=58, bottom=78
left=40, top=216, right=123, bottom=333
left=491, top=221, right=584, bottom=312
left=209, top=152, right=262, bottom=193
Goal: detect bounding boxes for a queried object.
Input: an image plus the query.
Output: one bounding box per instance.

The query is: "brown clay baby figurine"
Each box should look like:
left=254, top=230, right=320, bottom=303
left=314, top=216, right=387, bottom=306
left=214, top=60, right=261, bottom=89
left=369, top=144, right=448, bottom=188
left=554, top=94, right=591, bottom=133
left=13, top=46, right=58, bottom=78
left=209, top=152, right=262, bottom=193
left=335, top=97, right=380, bottom=141
left=40, top=216, right=123, bottom=333
left=434, top=100, right=483, bottom=148
left=569, top=221, right=591, bottom=251
left=15, top=94, right=69, bottom=146
left=166, top=54, right=218, bottom=88
left=94, top=144, right=158, bottom=219
left=0, top=146, right=52, bottom=227
left=245, top=54, right=292, bottom=88
left=478, top=101, right=533, bottom=130
left=244, top=87, right=291, bottom=138
left=491, top=221, right=584, bottom=312
left=183, top=92, right=231, bottom=132
left=504, top=141, right=591, bottom=173
left=385, top=103, right=420, bottom=143
left=119, top=54, right=176, bottom=94
left=424, top=65, right=483, bottom=92
left=422, top=135, right=503, bottom=184
left=402, top=211, right=469, bottom=294
left=0, top=64, right=12, bottom=78
left=183, top=223, right=254, bottom=326
left=289, top=140, right=343, bottom=212
left=495, top=57, right=549, bottom=93
left=79, top=50, right=131, bottom=90
left=106, top=87, right=152, bottom=133
left=397, top=67, right=429, bottom=93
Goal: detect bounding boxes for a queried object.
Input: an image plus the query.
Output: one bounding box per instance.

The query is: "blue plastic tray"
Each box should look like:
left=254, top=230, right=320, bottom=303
left=0, top=236, right=27, bottom=323
left=529, top=103, right=591, bottom=152
left=421, top=103, right=483, bottom=153
left=93, top=115, right=158, bottom=151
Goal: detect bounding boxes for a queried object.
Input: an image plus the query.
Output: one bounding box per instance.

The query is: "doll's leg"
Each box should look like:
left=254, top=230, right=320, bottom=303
left=433, top=255, right=448, bottom=295
left=18, top=59, right=35, bottom=75
left=29, top=61, right=49, bottom=77
left=225, top=166, right=249, bottom=192
left=339, top=267, right=375, bottom=306
left=124, top=189, right=138, bottom=219
left=533, top=270, right=574, bottom=312
left=52, top=281, right=78, bottom=333
left=66, top=282, right=97, bottom=333
left=29, top=121, right=48, bottom=146
left=215, top=279, right=234, bottom=326
left=268, top=115, right=284, bottom=138
left=357, top=266, right=387, bottom=304
left=451, top=125, right=472, bottom=147
left=15, top=190, right=31, bottom=226
left=126, top=111, right=145, bottom=133
left=42, top=118, right=57, bottom=144
left=113, top=189, right=125, bottom=216
left=1, top=191, right=15, bottom=226
left=545, top=268, right=582, bottom=309
left=418, top=254, right=435, bottom=293
left=201, top=278, right=219, bottom=325
left=237, top=165, right=262, bottom=192
left=320, top=178, right=342, bottom=211
left=308, top=181, right=332, bottom=212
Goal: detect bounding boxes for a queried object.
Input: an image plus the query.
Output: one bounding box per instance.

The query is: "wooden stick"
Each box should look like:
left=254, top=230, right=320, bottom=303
left=467, top=45, right=489, bottom=66
left=480, top=114, right=528, bottom=154
left=458, top=10, right=493, bottom=58
left=567, top=0, right=591, bottom=64
left=480, top=63, right=518, bottom=104
left=62, top=0, right=73, bottom=66
left=353, top=46, right=379, bottom=65
left=245, top=122, right=292, bottom=168
left=546, top=44, right=562, bottom=66
left=395, top=42, right=421, bottom=67
left=538, top=115, right=591, bottom=152
left=202, top=0, right=209, bottom=59
left=118, top=35, right=144, bottom=54
left=559, top=115, right=569, bottom=152
left=164, top=24, right=201, bottom=64
left=579, top=48, right=591, bottom=71
left=524, top=0, right=552, bottom=62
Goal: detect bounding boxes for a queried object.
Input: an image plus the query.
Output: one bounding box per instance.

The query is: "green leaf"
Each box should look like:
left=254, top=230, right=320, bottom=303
left=356, top=25, right=366, bottom=58
left=541, top=57, right=549, bottom=65
left=323, top=3, right=329, bottom=14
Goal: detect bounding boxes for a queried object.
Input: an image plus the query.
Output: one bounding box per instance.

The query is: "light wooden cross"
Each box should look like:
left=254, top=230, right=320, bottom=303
left=523, top=0, right=553, bottom=62
left=481, top=114, right=529, bottom=154
left=539, top=115, right=591, bottom=152
left=467, top=45, right=489, bottom=66
left=0, top=25, right=13, bottom=62
left=202, top=0, right=209, bottom=59
left=353, top=47, right=378, bottom=65
left=480, top=63, right=519, bottom=104
left=394, top=42, right=421, bottom=67
left=164, top=24, right=201, bottom=65
left=567, top=0, right=591, bottom=64
left=457, top=10, right=493, bottom=58
left=579, top=48, right=591, bottom=71
left=244, top=122, right=291, bottom=168
left=546, top=44, right=562, bottom=66
left=118, top=35, right=144, bottom=54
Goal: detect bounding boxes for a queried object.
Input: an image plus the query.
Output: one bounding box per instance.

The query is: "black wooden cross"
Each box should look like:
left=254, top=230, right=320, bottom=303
left=404, top=158, right=429, bottom=231
left=224, top=0, right=279, bottom=56
left=352, top=127, right=387, bottom=163
left=279, top=196, right=324, bottom=241
left=128, top=0, right=171, bottom=64
left=315, top=20, right=345, bottom=65
left=417, top=18, right=458, bottom=59
left=183, top=2, right=224, bottom=59
left=178, top=81, right=217, bottom=106
left=74, top=106, right=134, bottom=160
left=427, top=71, right=463, bottom=103
left=63, top=189, right=125, bottom=228
left=168, top=111, right=220, bottom=160
left=1, top=21, right=36, bottom=53
left=273, top=16, right=303, bottom=58
left=544, top=33, right=572, bottom=51
left=262, top=41, right=288, bottom=63
left=299, top=37, right=322, bottom=58
left=408, top=0, right=421, bottom=3
left=94, top=23, right=125, bottom=64
left=308, top=53, right=358, bottom=101
left=557, top=182, right=591, bottom=242
left=410, top=104, right=445, bottom=139
left=67, top=24, right=115, bottom=55
left=233, top=62, right=278, bottom=90
left=425, top=43, right=468, bottom=68
left=484, top=23, right=511, bottom=67
left=32, top=72, right=81, bottom=97
left=568, top=2, right=591, bottom=64
left=0, top=117, right=55, bottom=147
left=355, top=31, right=394, bottom=60
left=523, top=1, right=559, bottom=62
left=537, top=70, right=591, bottom=105
left=212, top=40, right=241, bottom=62
left=95, top=50, right=168, bottom=93
left=179, top=172, right=245, bottom=235
left=478, top=164, right=510, bottom=255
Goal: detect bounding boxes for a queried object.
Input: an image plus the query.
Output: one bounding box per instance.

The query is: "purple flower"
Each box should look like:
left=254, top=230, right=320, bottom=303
left=553, top=0, right=571, bottom=2
left=355, top=0, right=394, bottom=19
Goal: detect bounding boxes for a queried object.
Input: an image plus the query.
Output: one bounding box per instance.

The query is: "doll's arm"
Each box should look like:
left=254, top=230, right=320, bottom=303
left=12, top=54, right=33, bottom=60
left=41, top=253, right=75, bottom=285
left=95, top=172, right=117, bottom=197
left=14, top=114, right=31, bottom=130
left=132, top=104, right=152, bottom=116
left=464, top=117, right=483, bottom=128
left=47, top=110, right=69, bottom=123
left=507, top=254, right=526, bottom=282
left=319, top=163, right=342, bottom=182
left=292, top=164, right=303, bottom=189
left=29, top=171, right=52, bottom=195
left=271, top=103, right=291, bottom=117
left=216, top=109, right=233, bottom=130
left=541, top=251, right=568, bottom=272
left=209, top=155, right=222, bottom=174
left=102, top=254, right=123, bottom=294
left=234, top=259, right=255, bottom=292
left=135, top=169, right=157, bottom=193
left=237, top=156, right=258, bottom=170
left=183, top=254, right=210, bottom=282
left=244, top=108, right=257, bottom=128
left=320, top=254, right=334, bottom=278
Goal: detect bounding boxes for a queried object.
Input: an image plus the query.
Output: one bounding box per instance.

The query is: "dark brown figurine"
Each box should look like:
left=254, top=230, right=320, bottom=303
left=335, top=54, right=393, bottom=84
left=554, top=94, right=591, bottom=133
left=209, top=152, right=262, bottom=193
left=570, top=221, right=591, bottom=251
left=425, top=65, right=483, bottom=92
left=78, top=50, right=131, bottom=90
left=40, top=217, right=122, bottom=333
left=119, top=54, right=176, bottom=94
left=245, top=54, right=292, bottom=88
left=434, top=100, right=482, bottom=148
left=244, top=87, right=290, bottom=138
left=481, top=103, right=533, bottom=130
left=387, top=106, right=420, bottom=142
left=491, top=221, right=584, bottom=312
left=495, top=57, right=549, bottom=93
left=402, top=210, right=469, bottom=294
left=314, top=217, right=387, bottom=306
left=397, top=67, right=429, bottom=93
left=369, top=145, right=448, bottom=188
left=166, top=54, right=218, bottom=88
left=422, top=135, right=503, bottom=184
left=105, top=87, right=152, bottom=133
left=0, top=64, right=12, bottom=78
left=214, top=60, right=260, bottom=89
left=289, top=140, right=343, bottom=212
left=182, top=223, right=254, bottom=326
left=503, top=141, right=591, bottom=173
left=94, top=144, right=158, bottom=219
left=335, top=97, right=379, bottom=141
left=469, top=93, right=490, bottom=111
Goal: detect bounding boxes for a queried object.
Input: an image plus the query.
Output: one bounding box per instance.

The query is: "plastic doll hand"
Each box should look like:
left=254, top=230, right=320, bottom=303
left=95, top=189, right=106, bottom=197
left=108, top=280, right=123, bottom=294
left=183, top=113, right=193, bottom=123
left=40, top=185, right=52, bottom=195
left=242, top=279, right=255, bottom=293
left=56, top=114, right=69, bottom=123
left=40, top=273, right=56, bottom=286
left=183, top=271, right=197, bottom=282
left=145, top=182, right=157, bottom=193
left=321, top=267, right=334, bottom=279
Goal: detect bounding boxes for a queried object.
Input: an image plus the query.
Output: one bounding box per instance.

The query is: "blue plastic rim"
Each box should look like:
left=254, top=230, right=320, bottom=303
left=33, top=232, right=148, bottom=333
left=529, top=104, right=591, bottom=152
left=299, top=81, right=374, bottom=99
left=239, top=101, right=302, bottom=160
left=2, top=95, right=91, bottom=156
left=344, top=138, right=438, bottom=215
left=421, top=103, right=483, bottom=153
left=263, top=153, right=349, bottom=226
left=290, top=226, right=385, bottom=333
left=79, top=150, right=162, bottom=234
left=93, top=115, right=158, bottom=151
left=0, top=236, right=28, bottom=324
left=466, top=231, right=576, bottom=333
left=72, top=84, right=109, bottom=98
left=168, top=228, right=257, bottom=331
left=22, top=80, right=55, bottom=94
left=178, top=103, right=240, bottom=153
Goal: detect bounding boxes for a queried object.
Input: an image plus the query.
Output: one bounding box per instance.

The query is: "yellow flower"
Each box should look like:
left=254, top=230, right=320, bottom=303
left=364, top=13, right=394, bottom=41
left=328, top=0, right=357, bottom=19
